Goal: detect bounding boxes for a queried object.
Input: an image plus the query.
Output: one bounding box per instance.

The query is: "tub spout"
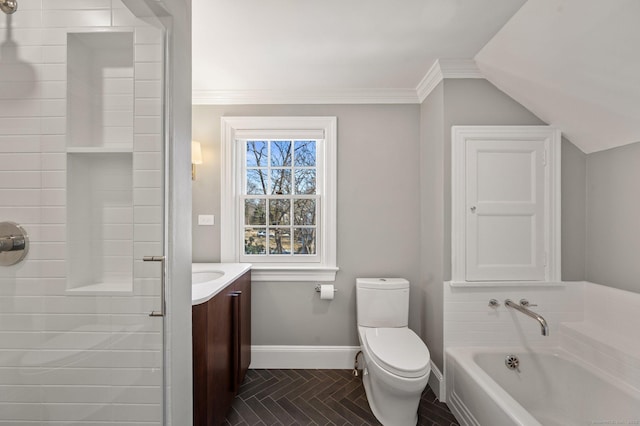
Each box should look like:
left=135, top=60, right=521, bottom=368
left=505, top=299, right=549, bottom=336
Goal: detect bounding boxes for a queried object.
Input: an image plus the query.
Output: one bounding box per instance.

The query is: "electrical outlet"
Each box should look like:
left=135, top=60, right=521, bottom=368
left=198, top=215, right=215, bottom=226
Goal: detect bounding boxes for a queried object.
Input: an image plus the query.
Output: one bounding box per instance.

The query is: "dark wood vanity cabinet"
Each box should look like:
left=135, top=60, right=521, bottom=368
left=192, top=271, right=251, bottom=426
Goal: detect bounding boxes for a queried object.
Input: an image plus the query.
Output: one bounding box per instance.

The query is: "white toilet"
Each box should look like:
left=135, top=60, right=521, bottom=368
left=356, top=278, right=431, bottom=426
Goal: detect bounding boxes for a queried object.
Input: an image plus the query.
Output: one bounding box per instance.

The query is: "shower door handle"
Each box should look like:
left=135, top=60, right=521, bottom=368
left=144, top=256, right=166, bottom=317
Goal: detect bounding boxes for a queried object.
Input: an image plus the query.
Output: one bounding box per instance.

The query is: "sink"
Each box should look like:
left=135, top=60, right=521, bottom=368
left=192, top=270, right=224, bottom=284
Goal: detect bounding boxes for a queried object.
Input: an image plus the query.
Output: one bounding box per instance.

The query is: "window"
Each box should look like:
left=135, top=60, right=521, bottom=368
left=221, top=117, right=337, bottom=281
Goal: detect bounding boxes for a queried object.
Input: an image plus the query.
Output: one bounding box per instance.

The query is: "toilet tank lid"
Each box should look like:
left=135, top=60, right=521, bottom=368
left=356, top=278, right=409, bottom=289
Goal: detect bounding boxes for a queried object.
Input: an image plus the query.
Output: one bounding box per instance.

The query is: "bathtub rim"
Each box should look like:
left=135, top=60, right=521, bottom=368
left=446, top=345, right=640, bottom=426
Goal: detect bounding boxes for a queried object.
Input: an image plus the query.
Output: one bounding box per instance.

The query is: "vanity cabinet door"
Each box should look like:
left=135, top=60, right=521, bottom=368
left=193, top=271, right=251, bottom=426
left=231, top=271, right=251, bottom=387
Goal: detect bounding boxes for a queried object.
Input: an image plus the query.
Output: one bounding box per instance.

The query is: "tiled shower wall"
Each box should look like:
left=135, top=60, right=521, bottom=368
left=0, top=1, right=164, bottom=423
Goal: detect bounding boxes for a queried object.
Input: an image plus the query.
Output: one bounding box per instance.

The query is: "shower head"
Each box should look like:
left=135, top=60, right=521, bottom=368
left=0, top=0, right=17, bottom=14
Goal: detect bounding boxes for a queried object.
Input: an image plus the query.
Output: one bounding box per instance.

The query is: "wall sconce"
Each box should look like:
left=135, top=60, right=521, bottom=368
left=192, top=141, right=203, bottom=180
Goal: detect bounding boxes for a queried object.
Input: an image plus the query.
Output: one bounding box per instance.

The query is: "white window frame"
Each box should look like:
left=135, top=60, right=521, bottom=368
left=221, top=117, right=338, bottom=282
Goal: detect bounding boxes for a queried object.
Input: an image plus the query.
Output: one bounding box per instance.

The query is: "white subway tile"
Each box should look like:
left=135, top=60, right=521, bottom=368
left=41, top=117, right=65, bottom=135
left=0, top=402, right=43, bottom=421
left=41, top=28, right=68, bottom=46
left=0, top=11, right=42, bottom=29
left=40, top=81, right=66, bottom=99
left=0, top=171, right=42, bottom=188
left=134, top=116, right=161, bottom=134
left=104, top=110, right=134, bottom=127
left=44, top=0, right=111, bottom=10
left=133, top=223, right=162, bottom=243
left=41, top=153, right=65, bottom=170
left=42, top=45, right=67, bottom=63
left=134, top=206, right=162, bottom=224
left=135, top=62, right=162, bottom=80
left=0, top=118, right=40, bottom=135
left=0, top=100, right=41, bottom=119
left=104, top=94, right=134, bottom=111
left=133, top=170, right=161, bottom=188
left=134, top=134, right=162, bottom=152
left=133, top=152, right=162, bottom=171
left=134, top=44, right=163, bottom=62
left=39, top=64, right=66, bottom=82
left=103, top=78, right=134, bottom=95
left=0, top=153, right=42, bottom=171
left=135, top=80, right=162, bottom=98
left=42, top=10, right=111, bottom=28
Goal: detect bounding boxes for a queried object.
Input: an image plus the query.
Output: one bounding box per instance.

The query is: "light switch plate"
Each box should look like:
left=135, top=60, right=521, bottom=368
left=198, top=214, right=215, bottom=226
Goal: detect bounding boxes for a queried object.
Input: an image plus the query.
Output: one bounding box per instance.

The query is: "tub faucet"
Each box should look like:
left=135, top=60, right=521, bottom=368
left=505, top=299, right=549, bottom=336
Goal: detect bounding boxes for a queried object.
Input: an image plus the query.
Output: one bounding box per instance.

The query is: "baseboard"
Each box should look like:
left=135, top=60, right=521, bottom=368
left=428, top=361, right=445, bottom=401
left=250, top=345, right=361, bottom=369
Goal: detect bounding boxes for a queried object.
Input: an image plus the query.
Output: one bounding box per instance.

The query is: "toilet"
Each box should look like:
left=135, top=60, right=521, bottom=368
left=356, top=278, right=431, bottom=426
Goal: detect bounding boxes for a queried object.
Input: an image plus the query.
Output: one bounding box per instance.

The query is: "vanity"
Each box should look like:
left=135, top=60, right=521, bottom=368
left=192, top=263, right=252, bottom=426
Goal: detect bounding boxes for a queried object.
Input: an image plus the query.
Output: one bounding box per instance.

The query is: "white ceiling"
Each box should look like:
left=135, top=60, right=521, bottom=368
left=193, top=0, right=640, bottom=153
left=192, top=0, right=526, bottom=102
left=475, top=0, right=640, bottom=153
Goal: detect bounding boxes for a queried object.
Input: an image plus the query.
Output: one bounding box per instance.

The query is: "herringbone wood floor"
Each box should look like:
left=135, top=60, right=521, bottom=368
left=225, top=369, right=459, bottom=426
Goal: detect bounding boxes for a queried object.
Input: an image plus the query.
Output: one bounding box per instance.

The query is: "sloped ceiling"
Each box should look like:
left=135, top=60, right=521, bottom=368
left=192, top=0, right=525, bottom=103
left=475, top=0, right=640, bottom=154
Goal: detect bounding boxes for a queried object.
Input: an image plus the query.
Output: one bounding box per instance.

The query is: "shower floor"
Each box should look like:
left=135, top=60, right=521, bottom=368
left=225, top=369, right=459, bottom=425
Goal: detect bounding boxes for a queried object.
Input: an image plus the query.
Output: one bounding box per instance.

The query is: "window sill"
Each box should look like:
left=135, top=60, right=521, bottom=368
left=250, top=265, right=339, bottom=282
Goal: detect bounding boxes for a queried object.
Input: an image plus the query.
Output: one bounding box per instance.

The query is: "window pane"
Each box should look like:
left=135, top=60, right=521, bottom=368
left=269, top=199, right=290, bottom=225
left=246, top=141, right=268, bottom=167
left=294, top=140, right=316, bottom=167
left=294, top=228, right=316, bottom=254
left=295, top=169, right=316, bottom=195
left=246, top=169, right=267, bottom=195
left=270, top=141, right=292, bottom=167
left=294, top=199, right=316, bottom=225
left=244, top=228, right=266, bottom=254
left=245, top=199, right=266, bottom=225
left=270, top=169, right=292, bottom=195
left=269, top=229, right=291, bottom=254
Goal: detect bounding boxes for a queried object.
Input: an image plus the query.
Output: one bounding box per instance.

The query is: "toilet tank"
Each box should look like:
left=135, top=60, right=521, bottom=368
left=356, top=278, right=410, bottom=328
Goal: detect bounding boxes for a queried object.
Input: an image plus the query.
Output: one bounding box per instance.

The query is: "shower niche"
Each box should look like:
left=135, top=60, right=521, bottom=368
left=66, top=31, right=135, bottom=293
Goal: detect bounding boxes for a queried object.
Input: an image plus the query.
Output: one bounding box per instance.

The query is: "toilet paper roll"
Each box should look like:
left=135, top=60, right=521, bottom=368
left=320, top=284, right=335, bottom=300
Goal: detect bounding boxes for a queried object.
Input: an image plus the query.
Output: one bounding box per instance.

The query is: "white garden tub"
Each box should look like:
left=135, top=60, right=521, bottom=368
left=446, top=347, right=640, bottom=426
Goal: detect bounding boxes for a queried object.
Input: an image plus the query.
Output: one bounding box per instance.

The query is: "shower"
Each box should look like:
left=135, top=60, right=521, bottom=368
left=0, top=0, right=17, bottom=14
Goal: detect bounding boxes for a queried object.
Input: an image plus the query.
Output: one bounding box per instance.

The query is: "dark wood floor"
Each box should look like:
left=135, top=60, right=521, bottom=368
left=225, top=369, right=459, bottom=426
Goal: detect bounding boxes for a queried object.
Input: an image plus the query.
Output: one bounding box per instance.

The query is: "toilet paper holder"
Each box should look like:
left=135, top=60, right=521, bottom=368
left=315, top=284, right=337, bottom=293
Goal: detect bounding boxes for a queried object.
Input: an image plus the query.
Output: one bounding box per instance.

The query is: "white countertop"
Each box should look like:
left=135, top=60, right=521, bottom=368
left=192, top=263, right=252, bottom=305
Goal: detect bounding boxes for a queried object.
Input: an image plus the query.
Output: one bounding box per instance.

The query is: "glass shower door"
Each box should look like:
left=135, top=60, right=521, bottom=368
left=0, top=1, right=167, bottom=424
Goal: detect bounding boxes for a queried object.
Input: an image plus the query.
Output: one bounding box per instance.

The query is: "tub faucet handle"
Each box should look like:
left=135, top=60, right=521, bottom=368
left=488, top=299, right=500, bottom=308
left=519, top=299, right=537, bottom=307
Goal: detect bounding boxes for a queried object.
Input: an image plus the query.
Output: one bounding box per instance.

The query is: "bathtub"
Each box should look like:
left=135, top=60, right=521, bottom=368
left=192, top=263, right=251, bottom=305
left=446, top=346, right=640, bottom=426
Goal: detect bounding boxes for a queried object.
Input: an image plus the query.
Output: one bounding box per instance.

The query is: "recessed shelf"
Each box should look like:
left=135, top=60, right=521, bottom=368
left=67, top=146, right=133, bottom=154
left=66, top=281, right=133, bottom=295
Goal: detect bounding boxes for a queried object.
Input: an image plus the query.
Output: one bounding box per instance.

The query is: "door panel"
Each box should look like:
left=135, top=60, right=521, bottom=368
left=466, top=140, right=546, bottom=281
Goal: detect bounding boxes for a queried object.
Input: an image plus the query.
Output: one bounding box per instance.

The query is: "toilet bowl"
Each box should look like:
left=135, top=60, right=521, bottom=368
left=356, top=278, right=431, bottom=426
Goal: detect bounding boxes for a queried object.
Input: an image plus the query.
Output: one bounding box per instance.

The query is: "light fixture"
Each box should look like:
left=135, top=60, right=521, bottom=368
left=192, top=141, right=203, bottom=180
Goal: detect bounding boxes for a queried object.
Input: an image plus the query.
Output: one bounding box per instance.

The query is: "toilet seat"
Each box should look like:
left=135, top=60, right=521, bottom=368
left=362, top=327, right=430, bottom=378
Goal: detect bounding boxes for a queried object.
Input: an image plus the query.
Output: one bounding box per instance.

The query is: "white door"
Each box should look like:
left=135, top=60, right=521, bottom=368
left=465, top=139, right=546, bottom=281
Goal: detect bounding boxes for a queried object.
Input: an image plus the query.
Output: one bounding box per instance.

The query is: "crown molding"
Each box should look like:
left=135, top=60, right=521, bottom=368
left=192, top=88, right=419, bottom=105
left=192, top=59, right=483, bottom=105
left=416, top=59, right=483, bottom=103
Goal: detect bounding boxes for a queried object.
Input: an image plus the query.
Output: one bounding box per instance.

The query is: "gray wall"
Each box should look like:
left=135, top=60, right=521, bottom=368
left=586, top=141, right=640, bottom=293
left=418, top=78, right=587, bottom=370
left=192, top=104, right=422, bottom=346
